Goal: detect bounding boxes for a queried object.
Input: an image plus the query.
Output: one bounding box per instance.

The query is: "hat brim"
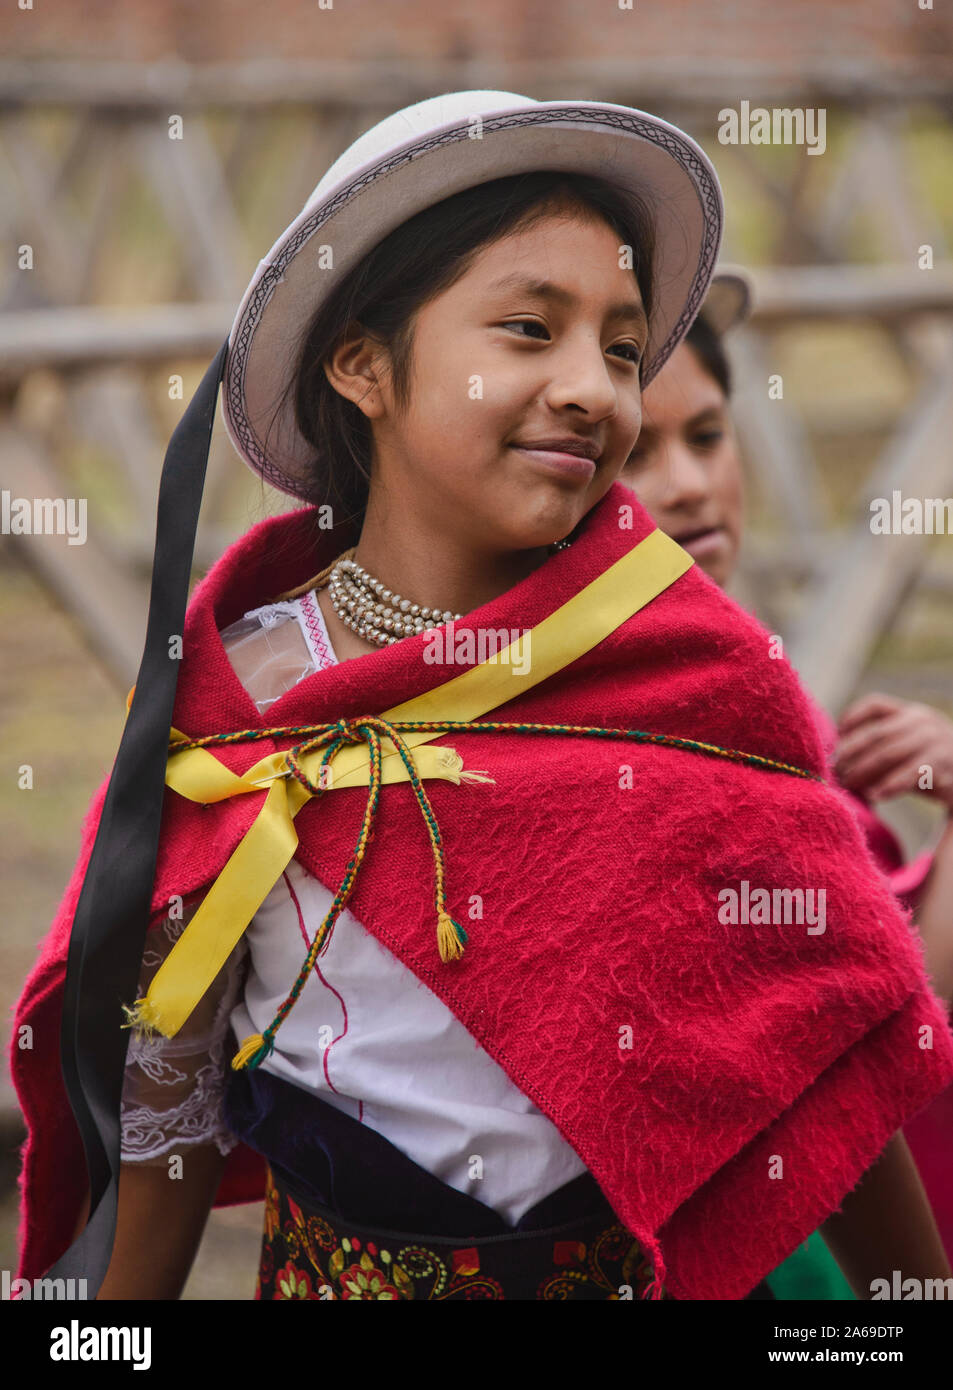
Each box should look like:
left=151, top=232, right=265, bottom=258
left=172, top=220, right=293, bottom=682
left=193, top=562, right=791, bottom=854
left=700, top=268, right=753, bottom=336
left=223, top=101, right=723, bottom=499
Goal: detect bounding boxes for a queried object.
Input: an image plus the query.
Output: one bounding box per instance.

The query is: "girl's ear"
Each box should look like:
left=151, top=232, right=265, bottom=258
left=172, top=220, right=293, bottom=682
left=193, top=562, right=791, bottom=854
left=322, top=322, right=389, bottom=420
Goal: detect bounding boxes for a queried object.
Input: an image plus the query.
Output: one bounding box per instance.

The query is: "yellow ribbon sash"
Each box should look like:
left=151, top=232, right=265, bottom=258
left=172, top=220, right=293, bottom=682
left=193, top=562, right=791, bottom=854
left=124, top=529, right=692, bottom=1041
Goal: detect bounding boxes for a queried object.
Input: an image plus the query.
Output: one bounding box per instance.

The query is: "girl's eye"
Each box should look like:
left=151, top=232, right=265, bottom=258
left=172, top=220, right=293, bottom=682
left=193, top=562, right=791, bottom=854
left=502, top=319, right=642, bottom=364
left=693, top=429, right=724, bottom=449
left=503, top=318, right=550, bottom=340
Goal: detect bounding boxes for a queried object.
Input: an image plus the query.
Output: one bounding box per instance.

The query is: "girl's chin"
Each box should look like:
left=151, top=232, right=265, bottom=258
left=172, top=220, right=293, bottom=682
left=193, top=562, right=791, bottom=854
left=456, top=478, right=601, bottom=552
left=508, top=483, right=603, bottom=539
left=503, top=511, right=587, bottom=553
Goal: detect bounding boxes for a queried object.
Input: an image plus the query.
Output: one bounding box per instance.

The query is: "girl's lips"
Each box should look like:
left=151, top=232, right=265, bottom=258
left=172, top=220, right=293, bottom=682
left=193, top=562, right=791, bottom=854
left=511, top=446, right=597, bottom=481
left=675, top=527, right=727, bottom=559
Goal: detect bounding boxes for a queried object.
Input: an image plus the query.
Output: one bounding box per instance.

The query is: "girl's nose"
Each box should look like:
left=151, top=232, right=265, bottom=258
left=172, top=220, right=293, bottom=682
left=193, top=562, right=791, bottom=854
left=544, top=338, right=623, bottom=421
left=658, top=441, right=711, bottom=506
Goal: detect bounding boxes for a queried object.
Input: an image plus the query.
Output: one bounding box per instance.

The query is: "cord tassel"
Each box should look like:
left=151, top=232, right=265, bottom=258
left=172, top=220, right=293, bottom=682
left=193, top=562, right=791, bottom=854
left=231, top=1031, right=273, bottom=1071
left=120, top=998, right=163, bottom=1041
left=436, top=911, right=467, bottom=962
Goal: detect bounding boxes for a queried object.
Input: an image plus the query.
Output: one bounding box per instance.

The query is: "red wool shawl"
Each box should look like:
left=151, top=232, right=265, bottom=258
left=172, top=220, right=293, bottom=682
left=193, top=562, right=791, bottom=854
left=12, top=482, right=953, bottom=1300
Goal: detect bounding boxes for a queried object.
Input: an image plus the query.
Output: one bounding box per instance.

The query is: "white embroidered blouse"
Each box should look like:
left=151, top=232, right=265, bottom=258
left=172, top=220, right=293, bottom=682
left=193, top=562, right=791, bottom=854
left=119, top=589, right=587, bottom=1222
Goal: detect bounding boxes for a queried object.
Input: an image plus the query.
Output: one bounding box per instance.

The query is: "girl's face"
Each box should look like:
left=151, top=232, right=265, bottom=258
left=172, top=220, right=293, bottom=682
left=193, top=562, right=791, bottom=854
left=348, top=208, right=647, bottom=553
left=617, top=341, right=744, bottom=588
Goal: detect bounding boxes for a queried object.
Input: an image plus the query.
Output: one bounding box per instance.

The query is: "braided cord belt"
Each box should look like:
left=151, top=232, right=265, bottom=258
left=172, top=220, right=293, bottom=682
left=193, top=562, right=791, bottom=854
left=165, top=716, right=823, bottom=1071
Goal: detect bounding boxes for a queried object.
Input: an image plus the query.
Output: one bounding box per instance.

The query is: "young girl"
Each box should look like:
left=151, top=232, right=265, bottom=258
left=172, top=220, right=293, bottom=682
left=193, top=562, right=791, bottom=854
left=620, top=274, right=953, bottom=1294
left=11, top=92, right=953, bottom=1303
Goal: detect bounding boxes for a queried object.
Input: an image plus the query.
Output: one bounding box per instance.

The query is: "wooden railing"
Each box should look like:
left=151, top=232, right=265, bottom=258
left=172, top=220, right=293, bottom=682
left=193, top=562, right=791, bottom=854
left=1, top=70, right=952, bottom=713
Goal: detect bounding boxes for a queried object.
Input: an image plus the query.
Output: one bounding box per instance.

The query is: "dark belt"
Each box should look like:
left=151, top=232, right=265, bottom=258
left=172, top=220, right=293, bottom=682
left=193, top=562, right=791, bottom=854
left=256, top=1166, right=666, bottom=1301
left=230, top=1065, right=775, bottom=1302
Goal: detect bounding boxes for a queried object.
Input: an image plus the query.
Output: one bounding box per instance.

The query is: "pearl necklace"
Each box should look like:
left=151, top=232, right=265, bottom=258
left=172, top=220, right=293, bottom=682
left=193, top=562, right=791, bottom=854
left=326, top=538, right=571, bottom=647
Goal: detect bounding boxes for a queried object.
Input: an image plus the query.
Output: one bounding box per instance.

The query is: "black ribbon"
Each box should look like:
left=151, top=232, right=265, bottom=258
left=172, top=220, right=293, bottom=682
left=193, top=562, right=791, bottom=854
left=48, top=341, right=230, bottom=1294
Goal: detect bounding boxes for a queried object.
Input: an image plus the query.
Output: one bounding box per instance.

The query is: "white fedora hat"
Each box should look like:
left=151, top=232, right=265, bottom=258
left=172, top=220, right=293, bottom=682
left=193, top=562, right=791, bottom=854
left=222, top=89, right=724, bottom=500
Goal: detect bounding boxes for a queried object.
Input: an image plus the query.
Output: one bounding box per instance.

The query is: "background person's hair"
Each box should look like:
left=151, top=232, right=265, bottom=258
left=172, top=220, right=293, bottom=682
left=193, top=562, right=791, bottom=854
left=267, top=170, right=657, bottom=524
left=684, top=311, right=732, bottom=397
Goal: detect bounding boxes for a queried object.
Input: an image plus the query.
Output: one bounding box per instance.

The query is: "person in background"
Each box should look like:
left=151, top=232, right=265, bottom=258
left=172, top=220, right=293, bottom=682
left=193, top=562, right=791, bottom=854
left=619, top=268, right=953, bottom=1298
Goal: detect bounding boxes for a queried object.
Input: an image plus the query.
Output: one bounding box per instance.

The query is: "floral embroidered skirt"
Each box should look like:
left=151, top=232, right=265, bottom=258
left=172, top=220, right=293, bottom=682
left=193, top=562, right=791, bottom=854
left=256, top=1167, right=666, bottom=1301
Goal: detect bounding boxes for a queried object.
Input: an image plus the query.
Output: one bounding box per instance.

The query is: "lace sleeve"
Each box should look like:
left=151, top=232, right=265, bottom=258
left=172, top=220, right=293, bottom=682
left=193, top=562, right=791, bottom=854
left=120, top=902, right=249, bottom=1165
left=119, top=604, right=314, bottom=1162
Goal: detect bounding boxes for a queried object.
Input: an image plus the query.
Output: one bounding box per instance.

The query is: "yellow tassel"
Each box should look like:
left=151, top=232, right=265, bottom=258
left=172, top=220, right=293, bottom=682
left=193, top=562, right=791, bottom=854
left=436, top=912, right=466, bottom=963
left=231, top=1032, right=267, bottom=1071
left=432, top=748, right=495, bottom=786
left=120, top=998, right=164, bottom=1041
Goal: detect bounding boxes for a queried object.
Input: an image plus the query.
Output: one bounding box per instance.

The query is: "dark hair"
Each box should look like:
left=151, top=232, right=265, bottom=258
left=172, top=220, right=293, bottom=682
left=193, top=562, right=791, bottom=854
left=684, top=312, right=732, bottom=397
left=269, top=170, right=656, bottom=523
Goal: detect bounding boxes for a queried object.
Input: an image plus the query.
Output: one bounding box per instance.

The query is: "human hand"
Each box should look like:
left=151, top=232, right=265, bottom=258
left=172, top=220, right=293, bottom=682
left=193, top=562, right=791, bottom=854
left=834, top=692, right=953, bottom=811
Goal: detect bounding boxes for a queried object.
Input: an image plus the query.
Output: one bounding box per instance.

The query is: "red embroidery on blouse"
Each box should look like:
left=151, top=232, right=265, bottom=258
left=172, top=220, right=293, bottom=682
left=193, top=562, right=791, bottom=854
left=298, top=591, right=336, bottom=670
left=281, top=867, right=360, bottom=1117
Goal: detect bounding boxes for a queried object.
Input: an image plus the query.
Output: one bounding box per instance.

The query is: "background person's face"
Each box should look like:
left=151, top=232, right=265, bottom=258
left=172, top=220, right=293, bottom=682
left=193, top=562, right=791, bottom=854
left=365, top=207, right=647, bottom=553
left=617, top=340, right=744, bottom=588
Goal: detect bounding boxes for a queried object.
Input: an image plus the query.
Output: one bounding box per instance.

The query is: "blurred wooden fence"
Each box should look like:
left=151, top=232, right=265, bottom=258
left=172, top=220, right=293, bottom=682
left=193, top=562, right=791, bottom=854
left=1, top=62, right=952, bottom=711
